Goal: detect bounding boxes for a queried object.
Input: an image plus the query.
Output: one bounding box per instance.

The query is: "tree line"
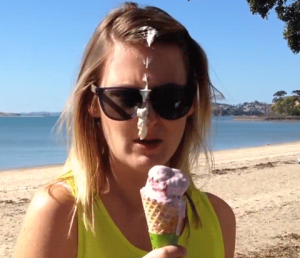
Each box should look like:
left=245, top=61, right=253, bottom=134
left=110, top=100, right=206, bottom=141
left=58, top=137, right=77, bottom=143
left=272, top=90, right=300, bottom=116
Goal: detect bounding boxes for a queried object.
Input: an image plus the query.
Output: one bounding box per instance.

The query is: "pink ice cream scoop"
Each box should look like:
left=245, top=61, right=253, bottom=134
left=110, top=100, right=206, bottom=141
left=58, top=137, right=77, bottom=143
left=140, top=165, right=190, bottom=232
left=142, top=165, right=190, bottom=202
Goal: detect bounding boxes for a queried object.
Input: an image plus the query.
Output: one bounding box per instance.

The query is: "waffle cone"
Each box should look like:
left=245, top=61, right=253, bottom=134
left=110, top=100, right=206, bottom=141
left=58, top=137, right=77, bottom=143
left=141, top=192, right=180, bottom=235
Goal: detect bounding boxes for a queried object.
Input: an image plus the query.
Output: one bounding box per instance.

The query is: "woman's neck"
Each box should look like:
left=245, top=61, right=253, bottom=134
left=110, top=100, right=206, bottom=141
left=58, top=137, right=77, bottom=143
left=105, top=157, right=149, bottom=209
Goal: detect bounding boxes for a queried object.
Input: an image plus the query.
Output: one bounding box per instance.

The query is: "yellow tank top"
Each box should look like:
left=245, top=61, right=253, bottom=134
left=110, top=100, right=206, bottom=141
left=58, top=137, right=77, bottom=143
left=60, top=171, right=224, bottom=258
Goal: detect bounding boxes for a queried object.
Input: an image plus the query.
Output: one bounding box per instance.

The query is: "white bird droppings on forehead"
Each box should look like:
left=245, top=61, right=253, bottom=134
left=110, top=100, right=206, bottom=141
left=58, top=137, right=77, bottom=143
left=138, top=26, right=158, bottom=70
left=138, top=26, right=158, bottom=47
left=136, top=26, right=158, bottom=140
left=143, top=56, right=152, bottom=69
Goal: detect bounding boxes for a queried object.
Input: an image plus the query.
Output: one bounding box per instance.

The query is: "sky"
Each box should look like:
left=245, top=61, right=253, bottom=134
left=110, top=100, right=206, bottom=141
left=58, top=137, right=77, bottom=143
left=0, top=0, right=299, bottom=113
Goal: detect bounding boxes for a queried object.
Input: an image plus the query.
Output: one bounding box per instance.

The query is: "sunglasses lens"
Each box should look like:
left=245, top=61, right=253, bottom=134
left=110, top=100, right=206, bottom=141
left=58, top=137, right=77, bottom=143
left=100, top=89, right=142, bottom=120
left=97, top=84, right=195, bottom=121
left=151, top=85, right=195, bottom=120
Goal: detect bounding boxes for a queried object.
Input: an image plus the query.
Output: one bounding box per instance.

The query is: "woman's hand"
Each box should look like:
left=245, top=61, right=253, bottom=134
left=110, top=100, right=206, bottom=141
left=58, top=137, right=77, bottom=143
left=143, top=245, right=187, bottom=258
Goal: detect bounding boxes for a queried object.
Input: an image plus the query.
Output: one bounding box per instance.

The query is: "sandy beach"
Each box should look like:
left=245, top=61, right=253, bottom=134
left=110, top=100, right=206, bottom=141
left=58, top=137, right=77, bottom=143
left=1, top=142, right=300, bottom=257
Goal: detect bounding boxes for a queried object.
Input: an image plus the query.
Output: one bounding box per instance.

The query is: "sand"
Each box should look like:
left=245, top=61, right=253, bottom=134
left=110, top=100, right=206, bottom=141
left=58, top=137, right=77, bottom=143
left=1, top=142, right=300, bottom=257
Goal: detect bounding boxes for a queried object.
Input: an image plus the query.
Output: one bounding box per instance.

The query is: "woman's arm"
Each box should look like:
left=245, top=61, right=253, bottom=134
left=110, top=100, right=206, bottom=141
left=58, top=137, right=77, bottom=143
left=206, top=193, right=236, bottom=258
left=14, top=185, right=78, bottom=258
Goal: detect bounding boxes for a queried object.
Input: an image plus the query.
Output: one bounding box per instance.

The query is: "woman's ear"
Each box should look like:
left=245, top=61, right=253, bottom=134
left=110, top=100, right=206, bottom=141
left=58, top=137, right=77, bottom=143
left=88, top=96, right=101, bottom=118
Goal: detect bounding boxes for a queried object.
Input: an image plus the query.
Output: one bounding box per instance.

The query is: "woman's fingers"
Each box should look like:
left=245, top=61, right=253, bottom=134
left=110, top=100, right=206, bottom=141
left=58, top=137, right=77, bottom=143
left=161, top=245, right=187, bottom=257
left=143, top=245, right=187, bottom=258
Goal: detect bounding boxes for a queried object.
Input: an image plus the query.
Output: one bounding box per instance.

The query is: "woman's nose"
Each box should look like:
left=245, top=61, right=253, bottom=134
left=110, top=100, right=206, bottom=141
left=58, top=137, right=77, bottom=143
left=146, top=101, right=159, bottom=127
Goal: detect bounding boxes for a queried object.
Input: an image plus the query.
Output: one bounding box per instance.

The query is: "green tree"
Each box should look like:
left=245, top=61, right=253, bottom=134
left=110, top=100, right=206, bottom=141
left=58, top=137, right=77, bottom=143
left=292, top=90, right=300, bottom=96
left=272, top=90, right=287, bottom=104
left=272, top=95, right=300, bottom=116
left=273, top=90, right=287, bottom=97
left=246, top=0, right=300, bottom=54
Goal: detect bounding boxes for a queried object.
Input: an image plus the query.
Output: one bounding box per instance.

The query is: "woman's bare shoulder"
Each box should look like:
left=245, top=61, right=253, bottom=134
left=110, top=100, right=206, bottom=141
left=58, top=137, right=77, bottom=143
left=206, top=192, right=236, bottom=258
left=14, top=184, right=78, bottom=258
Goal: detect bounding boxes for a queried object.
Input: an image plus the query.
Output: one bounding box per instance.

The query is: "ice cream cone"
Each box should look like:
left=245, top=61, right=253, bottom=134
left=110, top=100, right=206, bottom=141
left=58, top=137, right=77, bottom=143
left=141, top=192, right=182, bottom=248
left=140, top=165, right=189, bottom=249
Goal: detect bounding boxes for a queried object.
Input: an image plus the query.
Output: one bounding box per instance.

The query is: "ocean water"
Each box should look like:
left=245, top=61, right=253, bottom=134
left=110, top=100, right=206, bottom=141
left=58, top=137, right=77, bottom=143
left=211, top=116, right=300, bottom=150
left=0, top=116, right=299, bottom=170
left=0, top=117, right=67, bottom=170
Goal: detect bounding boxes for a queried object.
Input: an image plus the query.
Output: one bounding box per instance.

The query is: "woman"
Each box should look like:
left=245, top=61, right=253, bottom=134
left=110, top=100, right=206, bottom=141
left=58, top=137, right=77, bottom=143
left=15, top=2, right=235, bottom=258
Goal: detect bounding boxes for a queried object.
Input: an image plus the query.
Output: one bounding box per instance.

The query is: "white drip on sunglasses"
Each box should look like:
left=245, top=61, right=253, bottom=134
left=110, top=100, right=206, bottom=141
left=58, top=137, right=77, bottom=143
left=137, top=74, right=150, bottom=140
left=136, top=26, right=158, bottom=140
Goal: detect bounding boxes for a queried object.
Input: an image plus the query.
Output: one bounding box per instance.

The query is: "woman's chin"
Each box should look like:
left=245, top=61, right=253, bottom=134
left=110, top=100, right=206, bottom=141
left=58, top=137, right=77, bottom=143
left=133, top=155, right=169, bottom=172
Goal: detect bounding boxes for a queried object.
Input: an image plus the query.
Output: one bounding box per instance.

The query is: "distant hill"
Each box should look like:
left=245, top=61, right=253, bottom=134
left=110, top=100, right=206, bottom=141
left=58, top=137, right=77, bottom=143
left=0, top=112, right=61, bottom=117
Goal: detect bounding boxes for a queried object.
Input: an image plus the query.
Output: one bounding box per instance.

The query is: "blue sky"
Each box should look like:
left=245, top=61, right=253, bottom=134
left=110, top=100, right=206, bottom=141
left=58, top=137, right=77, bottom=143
left=0, top=0, right=299, bottom=113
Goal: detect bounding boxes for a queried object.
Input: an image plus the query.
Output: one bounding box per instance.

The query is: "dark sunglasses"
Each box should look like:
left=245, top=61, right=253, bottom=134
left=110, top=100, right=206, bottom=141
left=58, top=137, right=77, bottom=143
left=91, top=83, right=196, bottom=121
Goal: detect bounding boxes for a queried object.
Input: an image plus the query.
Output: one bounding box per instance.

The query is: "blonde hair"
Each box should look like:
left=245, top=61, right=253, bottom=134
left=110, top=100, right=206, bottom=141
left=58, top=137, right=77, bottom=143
left=59, top=2, right=214, bottom=232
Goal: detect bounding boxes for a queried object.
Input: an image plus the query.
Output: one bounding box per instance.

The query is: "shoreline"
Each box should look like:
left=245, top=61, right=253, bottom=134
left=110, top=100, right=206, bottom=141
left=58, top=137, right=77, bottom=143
left=0, top=163, right=64, bottom=173
left=1, top=142, right=300, bottom=257
left=233, top=115, right=300, bottom=121
left=2, top=140, right=300, bottom=172
left=212, top=139, right=300, bottom=152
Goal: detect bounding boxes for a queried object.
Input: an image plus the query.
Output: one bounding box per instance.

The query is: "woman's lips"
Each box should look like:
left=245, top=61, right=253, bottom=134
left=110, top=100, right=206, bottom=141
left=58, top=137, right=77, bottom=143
left=133, top=139, right=163, bottom=150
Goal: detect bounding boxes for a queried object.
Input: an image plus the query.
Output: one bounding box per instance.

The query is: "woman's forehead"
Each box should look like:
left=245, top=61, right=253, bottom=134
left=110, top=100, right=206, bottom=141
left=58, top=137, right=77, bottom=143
left=100, top=42, right=187, bottom=88
left=109, top=42, right=183, bottom=60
